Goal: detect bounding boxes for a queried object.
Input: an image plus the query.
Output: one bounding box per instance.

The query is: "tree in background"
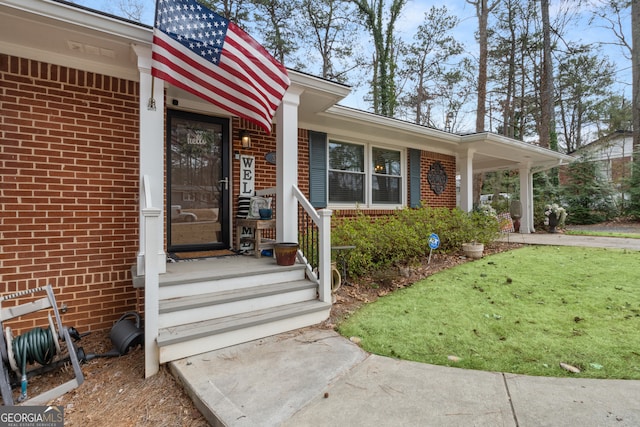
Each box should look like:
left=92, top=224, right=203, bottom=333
left=251, top=0, right=299, bottom=64
left=592, top=0, right=637, bottom=213
left=398, top=6, right=463, bottom=127
left=467, top=0, right=500, bottom=205
left=351, top=0, right=408, bottom=117
left=634, top=0, right=639, bottom=150
left=596, top=95, right=634, bottom=135
left=561, top=154, right=618, bottom=223
left=626, top=147, right=640, bottom=218
left=467, top=0, right=500, bottom=133
left=295, top=0, right=364, bottom=83
left=555, top=46, right=616, bottom=153
left=203, top=0, right=251, bottom=22
left=591, top=0, right=637, bottom=149
left=539, top=0, right=554, bottom=150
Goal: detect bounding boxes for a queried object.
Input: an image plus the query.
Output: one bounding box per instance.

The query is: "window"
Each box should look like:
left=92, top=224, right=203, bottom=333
left=372, top=147, right=401, bottom=204
left=327, top=140, right=403, bottom=206
left=329, top=141, right=365, bottom=203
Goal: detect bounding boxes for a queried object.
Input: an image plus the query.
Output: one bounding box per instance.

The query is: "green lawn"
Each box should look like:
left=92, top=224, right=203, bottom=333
left=338, top=246, right=640, bottom=379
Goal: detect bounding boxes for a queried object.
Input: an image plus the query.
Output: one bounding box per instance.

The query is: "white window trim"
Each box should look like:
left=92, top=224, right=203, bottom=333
left=327, top=139, right=406, bottom=210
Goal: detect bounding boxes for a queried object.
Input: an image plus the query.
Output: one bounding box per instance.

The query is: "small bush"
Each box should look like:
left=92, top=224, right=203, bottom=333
left=332, top=206, right=499, bottom=277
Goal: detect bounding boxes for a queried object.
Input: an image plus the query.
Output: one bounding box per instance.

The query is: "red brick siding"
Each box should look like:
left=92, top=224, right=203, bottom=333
left=0, top=54, right=139, bottom=333
left=419, top=151, right=457, bottom=207
left=231, top=119, right=310, bottom=220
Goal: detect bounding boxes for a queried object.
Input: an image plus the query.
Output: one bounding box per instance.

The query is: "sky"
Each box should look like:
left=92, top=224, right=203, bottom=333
left=72, top=0, right=632, bottom=132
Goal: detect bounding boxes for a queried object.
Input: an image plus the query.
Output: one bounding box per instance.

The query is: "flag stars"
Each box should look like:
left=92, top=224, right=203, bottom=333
left=156, top=0, right=229, bottom=65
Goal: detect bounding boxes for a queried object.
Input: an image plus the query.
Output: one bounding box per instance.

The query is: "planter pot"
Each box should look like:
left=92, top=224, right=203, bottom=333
left=259, top=208, right=272, bottom=219
left=274, top=242, right=299, bottom=266
left=510, top=200, right=522, bottom=232
left=462, top=243, right=484, bottom=259
left=548, top=212, right=558, bottom=233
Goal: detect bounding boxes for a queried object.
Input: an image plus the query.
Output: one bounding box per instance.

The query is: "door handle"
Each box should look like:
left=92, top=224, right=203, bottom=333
left=219, top=177, right=229, bottom=191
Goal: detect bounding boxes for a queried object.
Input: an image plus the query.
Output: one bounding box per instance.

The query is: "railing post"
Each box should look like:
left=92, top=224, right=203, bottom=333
left=317, top=209, right=333, bottom=303
left=143, top=206, right=161, bottom=378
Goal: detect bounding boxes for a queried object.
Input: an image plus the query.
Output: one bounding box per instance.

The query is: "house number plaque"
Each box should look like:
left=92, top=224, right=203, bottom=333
left=427, top=161, right=447, bottom=195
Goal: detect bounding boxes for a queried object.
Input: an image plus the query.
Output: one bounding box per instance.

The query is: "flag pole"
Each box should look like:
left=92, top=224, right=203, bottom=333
left=147, top=76, right=157, bottom=111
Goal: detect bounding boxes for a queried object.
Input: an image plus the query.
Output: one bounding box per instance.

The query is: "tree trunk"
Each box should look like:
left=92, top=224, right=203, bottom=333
left=467, top=0, right=499, bottom=205
left=539, top=0, right=554, bottom=149
left=633, top=0, right=639, bottom=150
left=476, top=0, right=489, bottom=133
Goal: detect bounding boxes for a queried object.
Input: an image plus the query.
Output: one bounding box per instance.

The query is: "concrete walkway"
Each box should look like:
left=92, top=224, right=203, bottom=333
left=171, top=234, right=640, bottom=427
left=499, top=231, right=640, bottom=250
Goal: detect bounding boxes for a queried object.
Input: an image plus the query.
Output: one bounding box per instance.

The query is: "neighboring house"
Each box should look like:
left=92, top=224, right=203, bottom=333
left=567, top=130, right=634, bottom=197
left=0, top=0, right=573, bottom=376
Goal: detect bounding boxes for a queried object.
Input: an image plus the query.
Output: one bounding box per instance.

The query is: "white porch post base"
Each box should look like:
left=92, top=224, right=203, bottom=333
left=317, top=209, right=333, bottom=303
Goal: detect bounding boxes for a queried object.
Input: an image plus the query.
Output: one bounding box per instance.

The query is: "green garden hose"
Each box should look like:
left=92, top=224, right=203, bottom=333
left=11, top=327, right=57, bottom=401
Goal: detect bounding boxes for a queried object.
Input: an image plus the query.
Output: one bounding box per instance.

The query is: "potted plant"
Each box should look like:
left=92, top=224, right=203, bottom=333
left=462, top=241, right=485, bottom=259
left=462, top=205, right=499, bottom=259
left=274, top=242, right=299, bottom=266
left=544, top=203, right=567, bottom=233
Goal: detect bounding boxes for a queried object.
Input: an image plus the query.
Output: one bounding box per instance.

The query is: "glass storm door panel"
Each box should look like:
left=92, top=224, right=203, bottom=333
left=167, top=110, right=229, bottom=252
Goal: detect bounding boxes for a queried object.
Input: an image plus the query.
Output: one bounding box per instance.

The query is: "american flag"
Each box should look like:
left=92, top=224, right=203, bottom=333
left=151, top=0, right=290, bottom=133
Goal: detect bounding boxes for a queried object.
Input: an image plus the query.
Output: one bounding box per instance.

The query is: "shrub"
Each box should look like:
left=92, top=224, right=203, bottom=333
left=332, top=206, right=500, bottom=277
left=560, top=154, right=617, bottom=224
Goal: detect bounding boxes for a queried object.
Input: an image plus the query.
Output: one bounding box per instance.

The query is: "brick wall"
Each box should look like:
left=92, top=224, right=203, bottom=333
left=0, top=54, right=140, bottom=333
left=231, top=118, right=310, bottom=220
left=419, top=151, right=457, bottom=207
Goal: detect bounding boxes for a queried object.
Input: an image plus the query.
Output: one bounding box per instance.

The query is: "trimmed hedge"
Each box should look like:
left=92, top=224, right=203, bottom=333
left=332, top=207, right=499, bottom=277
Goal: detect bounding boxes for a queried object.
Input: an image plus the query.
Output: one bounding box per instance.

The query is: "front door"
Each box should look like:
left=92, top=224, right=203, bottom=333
left=167, top=110, right=229, bottom=252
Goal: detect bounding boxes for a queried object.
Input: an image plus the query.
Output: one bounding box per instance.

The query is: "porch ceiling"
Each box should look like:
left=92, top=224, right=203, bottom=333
left=459, top=133, right=574, bottom=174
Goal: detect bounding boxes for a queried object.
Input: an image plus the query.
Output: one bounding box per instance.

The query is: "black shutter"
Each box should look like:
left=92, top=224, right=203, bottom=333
left=409, top=148, right=421, bottom=208
left=309, top=131, right=327, bottom=208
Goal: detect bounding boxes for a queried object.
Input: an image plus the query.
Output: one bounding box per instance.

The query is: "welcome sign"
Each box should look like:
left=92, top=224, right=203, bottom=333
left=239, top=155, right=255, bottom=251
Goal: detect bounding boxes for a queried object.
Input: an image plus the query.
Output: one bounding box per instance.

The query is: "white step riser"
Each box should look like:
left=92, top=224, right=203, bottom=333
left=158, top=288, right=317, bottom=329
left=159, top=309, right=331, bottom=364
left=159, top=269, right=306, bottom=300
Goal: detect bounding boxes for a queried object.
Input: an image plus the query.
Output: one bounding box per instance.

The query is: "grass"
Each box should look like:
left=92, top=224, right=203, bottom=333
left=338, top=246, right=640, bottom=379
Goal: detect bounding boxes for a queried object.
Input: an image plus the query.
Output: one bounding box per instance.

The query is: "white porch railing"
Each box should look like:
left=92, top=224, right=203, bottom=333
left=256, top=186, right=332, bottom=304
left=142, top=175, right=161, bottom=378
left=292, top=186, right=332, bottom=304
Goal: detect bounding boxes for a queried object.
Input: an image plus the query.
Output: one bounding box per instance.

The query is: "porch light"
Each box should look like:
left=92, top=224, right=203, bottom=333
left=240, top=130, right=251, bottom=149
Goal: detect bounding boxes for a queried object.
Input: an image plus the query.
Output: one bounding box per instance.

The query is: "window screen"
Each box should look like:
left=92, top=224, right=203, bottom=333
left=329, top=141, right=365, bottom=203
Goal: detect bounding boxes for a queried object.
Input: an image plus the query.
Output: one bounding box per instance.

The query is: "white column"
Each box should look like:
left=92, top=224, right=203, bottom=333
left=458, top=149, right=474, bottom=212
left=132, top=44, right=166, bottom=275
left=519, top=163, right=533, bottom=233
left=275, top=88, right=303, bottom=242
left=143, top=206, right=161, bottom=378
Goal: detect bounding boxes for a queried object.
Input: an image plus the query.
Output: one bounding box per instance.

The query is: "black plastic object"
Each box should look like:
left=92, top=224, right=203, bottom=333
left=109, top=312, right=144, bottom=355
